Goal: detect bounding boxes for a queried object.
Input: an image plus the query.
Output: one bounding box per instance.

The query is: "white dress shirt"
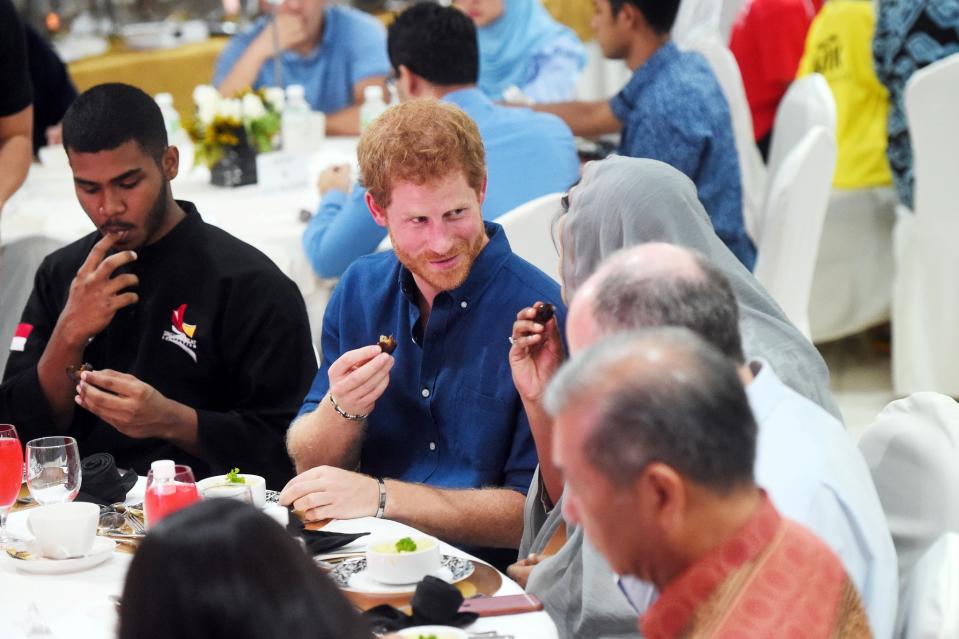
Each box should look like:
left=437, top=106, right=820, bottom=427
left=747, top=358, right=899, bottom=639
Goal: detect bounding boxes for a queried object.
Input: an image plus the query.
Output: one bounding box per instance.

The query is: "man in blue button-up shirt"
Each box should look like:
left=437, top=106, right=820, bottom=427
left=280, top=99, right=565, bottom=566
left=531, top=0, right=755, bottom=269
left=301, top=2, right=579, bottom=278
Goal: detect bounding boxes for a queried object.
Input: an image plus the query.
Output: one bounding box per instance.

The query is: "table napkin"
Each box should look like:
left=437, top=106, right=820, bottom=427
left=286, top=511, right=369, bottom=555
left=362, top=576, right=480, bottom=632
left=74, top=453, right=138, bottom=505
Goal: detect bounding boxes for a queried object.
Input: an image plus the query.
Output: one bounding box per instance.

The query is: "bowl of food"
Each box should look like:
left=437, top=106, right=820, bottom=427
left=396, top=626, right=468, bottom=639
left=197, top=468, right=266, bottom=508
left=365, top=535, right=442, bottom=584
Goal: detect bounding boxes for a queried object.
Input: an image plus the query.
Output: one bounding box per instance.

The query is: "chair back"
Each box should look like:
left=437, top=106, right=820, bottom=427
left=496, top=192, right=563, bottom=284
left=892, top=52, right=959, bottom=394
left=753, top=126, right=836, bottom=339
left=765, top=74, right=836, bottom=232
left=899, top=533, right=959, bottom=639
left=681, top=33, right=766, bottom=241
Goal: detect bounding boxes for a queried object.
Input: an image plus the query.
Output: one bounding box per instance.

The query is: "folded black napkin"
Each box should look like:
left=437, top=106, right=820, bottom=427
left=362, top=576, right=480, bottom=632
left=286, top=511, right=369, bottom=555
left=75, top=453, right=139, bottom=505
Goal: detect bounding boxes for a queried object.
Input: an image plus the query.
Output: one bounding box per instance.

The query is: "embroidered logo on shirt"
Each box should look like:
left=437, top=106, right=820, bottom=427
left=10, top=323, right=33, bottom=352
left=161, top=304, right=198, bottom=363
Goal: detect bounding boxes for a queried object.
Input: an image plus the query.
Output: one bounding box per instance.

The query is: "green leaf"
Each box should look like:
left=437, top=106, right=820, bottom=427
left=225, top=468, right=246, bottom=484
left=395, top=537, right=418, bottom=553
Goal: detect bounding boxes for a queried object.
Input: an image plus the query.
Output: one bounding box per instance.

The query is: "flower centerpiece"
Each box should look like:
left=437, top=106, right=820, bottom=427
left=189, top=85, right=284, bottom=187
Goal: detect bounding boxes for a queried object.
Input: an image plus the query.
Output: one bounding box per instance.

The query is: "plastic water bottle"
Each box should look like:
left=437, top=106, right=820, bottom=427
left=144, top=460, right=199, bottom=529
left=360, top=85, right=388, bottom=131
left=282, top=84, right=312, bottom=154
left=154, top=92, right=194, bottom=175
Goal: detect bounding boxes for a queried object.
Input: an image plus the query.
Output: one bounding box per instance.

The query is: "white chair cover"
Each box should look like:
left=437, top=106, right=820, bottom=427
left=671, top=0, right=721, bottom=48
left=808, top=187, right=897, bottom=342
left=753, top=126, right=836, bottom=339
left=573, top=40, right=631, bottom=101
left=892, top=52, right=959, bottom=395
left=764, top=74, right=836, bottom=235
left=680, top=33, right=766, bottom=241
left=495, top=192, right=563, bottom=284
left=900, top=533, right=959, bottom=639
left=858, top=392, right=959, bottom=619
left=721, top=0, right=749, bottom=41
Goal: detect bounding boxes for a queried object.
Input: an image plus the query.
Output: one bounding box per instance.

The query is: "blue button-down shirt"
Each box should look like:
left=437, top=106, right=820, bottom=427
left=302, top=87, right=579, bottom=278
left=299, top=222, right=564, bottom=495
left=609, top=42, right=755, bottom=270
left=213, top=6, right=389, bottom=113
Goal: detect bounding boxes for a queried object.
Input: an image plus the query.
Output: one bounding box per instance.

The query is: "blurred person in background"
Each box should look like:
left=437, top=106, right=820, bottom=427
left=214, top=0, right=390, bottom=135
left=0, top=0, right=34, bottom=217
left=24, top=23, right=77, bottom=152
left=454, top=0, right=586, bottom=102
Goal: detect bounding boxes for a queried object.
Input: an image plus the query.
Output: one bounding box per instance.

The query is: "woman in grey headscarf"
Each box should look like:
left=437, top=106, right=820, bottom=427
left=511, top=156, right=841, bottom=639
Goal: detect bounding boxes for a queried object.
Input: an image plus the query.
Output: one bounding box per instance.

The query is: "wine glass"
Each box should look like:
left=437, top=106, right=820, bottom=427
left=0, top=424, right=23, bottom=548
left=25, top=436, right=82, bottom=505
left=144, top=463, right=200, bottom=529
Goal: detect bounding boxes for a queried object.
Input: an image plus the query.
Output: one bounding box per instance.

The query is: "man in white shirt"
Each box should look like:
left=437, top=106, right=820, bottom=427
left=510, top=242, right=898, bottom=639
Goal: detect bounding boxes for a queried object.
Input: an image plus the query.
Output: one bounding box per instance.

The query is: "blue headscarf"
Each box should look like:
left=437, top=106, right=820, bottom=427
left=477, top=0, right=581, bottom=99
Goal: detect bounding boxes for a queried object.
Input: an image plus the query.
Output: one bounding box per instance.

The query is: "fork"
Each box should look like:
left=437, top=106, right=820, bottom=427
left=124, top=512, right=146, bottom=534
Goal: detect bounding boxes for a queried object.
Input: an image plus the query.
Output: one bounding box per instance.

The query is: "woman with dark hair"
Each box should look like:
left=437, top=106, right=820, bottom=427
left=118, top=499, right=372, bottom=639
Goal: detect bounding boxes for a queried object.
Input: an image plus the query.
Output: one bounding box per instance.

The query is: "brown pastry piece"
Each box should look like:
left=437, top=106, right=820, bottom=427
left=66, top=362, right=94, bottom=384
left=378, top=334, right=397, bottom=354
left=533, top=302, right=555, bottom=324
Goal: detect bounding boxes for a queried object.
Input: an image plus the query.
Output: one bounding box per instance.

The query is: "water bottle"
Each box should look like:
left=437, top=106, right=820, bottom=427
left=282, top=84, right=312, bottom=154
left=144, top=460, right=199, bottom=529
left=154, top=92, right=194, bottom=175
left=360, top=85, right=388, bottom=131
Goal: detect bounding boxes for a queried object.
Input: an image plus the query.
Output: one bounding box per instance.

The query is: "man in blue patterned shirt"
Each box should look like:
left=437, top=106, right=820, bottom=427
left=534, top=0, right=755, bottom=269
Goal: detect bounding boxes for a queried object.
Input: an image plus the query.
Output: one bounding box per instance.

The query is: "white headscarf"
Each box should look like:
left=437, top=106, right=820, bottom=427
left=560, top=156, right=839, bottom=417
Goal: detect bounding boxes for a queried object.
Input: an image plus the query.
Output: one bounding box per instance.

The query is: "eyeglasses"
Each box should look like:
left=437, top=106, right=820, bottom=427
left=560, top=191, right=570, bottom=213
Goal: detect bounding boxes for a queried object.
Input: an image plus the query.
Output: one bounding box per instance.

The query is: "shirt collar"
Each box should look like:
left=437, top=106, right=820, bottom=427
left=128, top=199, right=201, bottom=261
left=396, top=221, right=512, bottom=308
left=625, top=41, right=680, bottom=95
left=639, top=493, right=782, bottom=638
left=744, top=357, right=785, bottom=426
left=441, top=87, right=494, bottom=112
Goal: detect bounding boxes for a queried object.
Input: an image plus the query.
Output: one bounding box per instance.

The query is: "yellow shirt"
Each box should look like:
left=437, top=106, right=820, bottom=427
left=797, top=0, right=893, bottom=189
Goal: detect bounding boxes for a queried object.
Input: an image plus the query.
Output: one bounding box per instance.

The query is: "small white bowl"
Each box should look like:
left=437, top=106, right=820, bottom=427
left=197, top=473, right=266, bottom=508
left=366, top=535, right=442, bottom=585
left=397, top=626, right=468, bottom=639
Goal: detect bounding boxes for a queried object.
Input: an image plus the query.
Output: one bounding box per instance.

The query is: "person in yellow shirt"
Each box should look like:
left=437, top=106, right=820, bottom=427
left=798, top=0, right=898, bottom=341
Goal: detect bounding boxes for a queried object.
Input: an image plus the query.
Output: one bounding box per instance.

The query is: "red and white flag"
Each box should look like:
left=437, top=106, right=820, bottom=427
left=10, top=323, right=33, bottom=352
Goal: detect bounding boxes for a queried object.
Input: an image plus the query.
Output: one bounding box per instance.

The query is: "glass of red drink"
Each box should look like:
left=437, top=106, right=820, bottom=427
left=0, top=424, right=23, bottom=548
left=144, top=461, right=200, bottom=529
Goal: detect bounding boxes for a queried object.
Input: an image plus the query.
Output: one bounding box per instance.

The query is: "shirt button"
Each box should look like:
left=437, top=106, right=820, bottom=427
left=429, top=442, right=436, bottom=451
left=460, top=301, right=468, bottom=309
left=421, top=388, right=430, bottom=398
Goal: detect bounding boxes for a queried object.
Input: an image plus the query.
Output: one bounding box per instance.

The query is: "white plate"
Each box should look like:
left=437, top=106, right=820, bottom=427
left=6, top=537, right=116, bottom=574
left=329, top=555, right=475, bottom=594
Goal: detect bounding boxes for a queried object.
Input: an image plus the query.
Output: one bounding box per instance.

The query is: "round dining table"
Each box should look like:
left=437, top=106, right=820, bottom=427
left=1, top=477, right=558, bottom=639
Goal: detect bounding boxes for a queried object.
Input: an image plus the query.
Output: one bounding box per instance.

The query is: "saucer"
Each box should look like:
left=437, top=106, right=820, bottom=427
left=329, top=555, right=474, bottom=595
left=6, top=537, right=116, bottom=574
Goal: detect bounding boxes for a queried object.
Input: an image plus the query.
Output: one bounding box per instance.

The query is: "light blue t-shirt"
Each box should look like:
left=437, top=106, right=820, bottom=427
left=302, top=87, right=579, bottom=278
left=213, top=6, right=389, bottom=113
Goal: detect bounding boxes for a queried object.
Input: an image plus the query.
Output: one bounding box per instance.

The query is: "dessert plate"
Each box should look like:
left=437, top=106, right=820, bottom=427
left=329, top=555, right=474, bottom=594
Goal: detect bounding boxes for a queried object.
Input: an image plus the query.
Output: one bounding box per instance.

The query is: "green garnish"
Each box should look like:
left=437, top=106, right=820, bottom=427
left=395, top=537, right=418, bottom=553
left=417, top=635, right=438, bottom=639
left=225, top=468, right=246, bottom=484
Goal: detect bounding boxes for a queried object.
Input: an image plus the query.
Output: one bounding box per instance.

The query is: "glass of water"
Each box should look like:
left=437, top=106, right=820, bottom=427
left=25, top=436, right=81, bottom=505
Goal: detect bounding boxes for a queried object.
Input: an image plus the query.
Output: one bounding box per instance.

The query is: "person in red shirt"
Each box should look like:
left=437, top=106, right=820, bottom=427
left=729, top=0, right=824, bottom=159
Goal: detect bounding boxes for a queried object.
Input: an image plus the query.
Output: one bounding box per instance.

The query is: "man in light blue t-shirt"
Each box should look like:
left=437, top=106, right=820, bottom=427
left=214, top=0, right=389, bottom=135
left=302, top=2, right=579, bottom=278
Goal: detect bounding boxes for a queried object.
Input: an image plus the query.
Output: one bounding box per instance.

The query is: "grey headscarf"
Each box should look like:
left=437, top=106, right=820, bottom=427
left=521, top=157, right=841, bottom=639
left=560, top=156, right=839, bottom=418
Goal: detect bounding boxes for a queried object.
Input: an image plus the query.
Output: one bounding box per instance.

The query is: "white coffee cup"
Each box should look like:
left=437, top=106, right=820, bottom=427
left=28, top=502, right=99, bottom=559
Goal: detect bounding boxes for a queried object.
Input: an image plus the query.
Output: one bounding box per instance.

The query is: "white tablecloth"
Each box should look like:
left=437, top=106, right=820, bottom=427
left=0, top=480, right=557, bottom=639
left=1, top=139, right=360, bottom=346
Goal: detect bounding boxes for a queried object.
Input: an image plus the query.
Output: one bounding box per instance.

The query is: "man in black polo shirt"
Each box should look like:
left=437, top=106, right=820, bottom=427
left=0, top=83, right=316, bottom=486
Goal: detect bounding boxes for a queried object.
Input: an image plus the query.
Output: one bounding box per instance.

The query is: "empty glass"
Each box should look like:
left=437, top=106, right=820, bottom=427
left=25, top=436, right=82, bottom=505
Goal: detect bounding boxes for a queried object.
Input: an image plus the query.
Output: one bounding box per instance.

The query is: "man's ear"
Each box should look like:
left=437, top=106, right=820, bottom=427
left=616, top=1, right=642, bottom=31
left=161, top=145, right=179, bottom=181
left=365, top=191, right=388, bottom=227
left=640, top=462, right=685, bottom=531
left=398, top=64, right=418, bottom=98
left=477, top=174, right=488, bottom=207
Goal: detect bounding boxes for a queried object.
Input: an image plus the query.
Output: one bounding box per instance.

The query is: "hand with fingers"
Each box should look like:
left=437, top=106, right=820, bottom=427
left=506, top=552, right=545, bottom=589
left=328, top=343, right=394, bottom=419
left=509, top=302, right=565, bottom=404
left=278, top=465, right=380, bottom=522
left=75, top=369, right=181, bottom=439
left=317, top=164, right=352, bottom=196
left=257, top=12, right=309, bottom=52
left=59, top=234, right=139, bottom=346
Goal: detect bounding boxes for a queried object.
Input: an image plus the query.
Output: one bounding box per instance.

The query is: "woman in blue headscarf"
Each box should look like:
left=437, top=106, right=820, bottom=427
left=455, top=0, right=586, bottom=102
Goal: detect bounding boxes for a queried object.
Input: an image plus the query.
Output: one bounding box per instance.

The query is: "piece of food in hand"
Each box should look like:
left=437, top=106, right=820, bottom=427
left=378, top=334, right=397, bottom=354
left=533, top=302, right=555, bottom=324
left=66, top=362, right=95, bottom=383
